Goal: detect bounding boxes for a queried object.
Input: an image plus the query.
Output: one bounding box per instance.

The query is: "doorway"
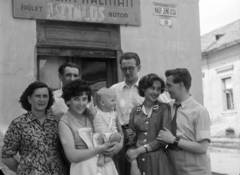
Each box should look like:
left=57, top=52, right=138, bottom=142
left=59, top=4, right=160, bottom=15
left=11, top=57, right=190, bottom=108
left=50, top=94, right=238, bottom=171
left=38, top=55, right=117, bottom=104
left=36, top=20, right=121, bottom=104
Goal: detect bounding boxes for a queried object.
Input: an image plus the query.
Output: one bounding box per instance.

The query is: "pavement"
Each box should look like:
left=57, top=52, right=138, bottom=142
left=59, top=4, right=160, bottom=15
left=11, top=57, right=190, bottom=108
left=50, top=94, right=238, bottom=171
left=0, top=138, right=240, bottom=175
left=209, top=146, right=240, bottom=175
left=209, top=138, right=240, bottom=175
left=210, top=138, right=240, bottom=150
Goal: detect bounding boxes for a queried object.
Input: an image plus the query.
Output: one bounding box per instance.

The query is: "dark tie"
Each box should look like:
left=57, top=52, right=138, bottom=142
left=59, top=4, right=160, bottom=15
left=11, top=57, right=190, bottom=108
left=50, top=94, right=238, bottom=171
left=171, top=104, right=181, bottom=136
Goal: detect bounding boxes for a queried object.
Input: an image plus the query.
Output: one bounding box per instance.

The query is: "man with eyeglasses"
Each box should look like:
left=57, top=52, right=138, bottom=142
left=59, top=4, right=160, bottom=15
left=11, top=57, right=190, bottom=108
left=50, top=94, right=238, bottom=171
left=107, top=52, right=169, bottom=175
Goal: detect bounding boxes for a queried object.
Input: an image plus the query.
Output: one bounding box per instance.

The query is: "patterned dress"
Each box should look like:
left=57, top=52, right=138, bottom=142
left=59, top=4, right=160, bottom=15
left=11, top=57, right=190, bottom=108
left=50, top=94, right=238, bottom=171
left=129, top=101, right=172, bottom=175
left=1, top=111, right=68, bottom=175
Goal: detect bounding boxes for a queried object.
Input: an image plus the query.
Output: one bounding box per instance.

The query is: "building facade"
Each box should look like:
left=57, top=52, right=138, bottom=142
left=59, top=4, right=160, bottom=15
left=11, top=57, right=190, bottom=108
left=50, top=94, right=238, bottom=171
left=201, top=20, right=240, bottom=137
left=0, top=0, right=203, bottom=143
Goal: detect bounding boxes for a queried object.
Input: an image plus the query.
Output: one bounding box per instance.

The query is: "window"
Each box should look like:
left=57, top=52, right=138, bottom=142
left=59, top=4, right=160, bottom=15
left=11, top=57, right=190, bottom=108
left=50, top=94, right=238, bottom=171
left=222, top=77, right=234, bottom=110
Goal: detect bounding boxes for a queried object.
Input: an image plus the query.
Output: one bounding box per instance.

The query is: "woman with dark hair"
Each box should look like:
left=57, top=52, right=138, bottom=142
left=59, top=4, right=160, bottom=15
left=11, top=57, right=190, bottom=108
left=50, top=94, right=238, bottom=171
left=1, top=81, right=68, bottom=175
left=58, top=79, right=113, bottom=175
left=126, top=73, right=172, bottom=175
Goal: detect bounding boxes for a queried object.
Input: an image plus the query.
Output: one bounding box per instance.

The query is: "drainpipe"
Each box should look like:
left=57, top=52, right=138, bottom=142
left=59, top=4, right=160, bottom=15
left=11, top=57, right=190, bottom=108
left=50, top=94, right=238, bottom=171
left=203, top=52, right=214, bottom=123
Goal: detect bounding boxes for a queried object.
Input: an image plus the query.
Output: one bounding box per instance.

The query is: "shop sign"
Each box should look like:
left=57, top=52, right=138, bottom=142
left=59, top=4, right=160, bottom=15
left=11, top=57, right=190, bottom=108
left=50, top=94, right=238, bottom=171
left=13, top=0, right=141, bottom=26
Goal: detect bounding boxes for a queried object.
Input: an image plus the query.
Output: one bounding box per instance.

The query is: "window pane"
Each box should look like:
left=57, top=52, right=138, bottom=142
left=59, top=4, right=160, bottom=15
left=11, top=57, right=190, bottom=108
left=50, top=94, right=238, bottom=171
left=224, top=77, right=232, bottom=89
left=38, top=56, right=67, bottom=90
left=226, top=91, right=234, bottom=110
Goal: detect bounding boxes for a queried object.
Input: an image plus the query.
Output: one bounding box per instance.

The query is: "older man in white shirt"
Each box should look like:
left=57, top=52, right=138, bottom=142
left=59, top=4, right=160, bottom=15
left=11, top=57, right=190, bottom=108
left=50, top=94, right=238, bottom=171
left=51, top=62, right=94, bottom=117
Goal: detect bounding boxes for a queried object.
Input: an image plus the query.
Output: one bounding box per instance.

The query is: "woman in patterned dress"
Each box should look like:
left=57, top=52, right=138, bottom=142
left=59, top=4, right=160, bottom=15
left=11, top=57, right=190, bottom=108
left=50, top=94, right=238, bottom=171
left=1, top=81, right=68, bottom=175
left=126, top=73, right=172, bottom=175
left=58, top=79, right=113, bottom=175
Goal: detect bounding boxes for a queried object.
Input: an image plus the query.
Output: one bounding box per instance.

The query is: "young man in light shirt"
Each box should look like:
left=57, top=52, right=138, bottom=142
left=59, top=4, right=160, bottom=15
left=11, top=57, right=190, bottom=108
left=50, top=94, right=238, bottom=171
left=158, top=68, right=211, bottom=175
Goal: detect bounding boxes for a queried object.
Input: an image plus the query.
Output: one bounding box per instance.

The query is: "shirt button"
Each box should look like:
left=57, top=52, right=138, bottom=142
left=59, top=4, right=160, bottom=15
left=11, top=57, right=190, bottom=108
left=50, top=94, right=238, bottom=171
left=142, top=158, right=145, bottom=161
left=146, top=121, right=149, bottom=124
left=144, top=139, right=147, bottom=142
left=143, top=172, right=146, bottom=175
left=144, top=132, right=147, bottom=135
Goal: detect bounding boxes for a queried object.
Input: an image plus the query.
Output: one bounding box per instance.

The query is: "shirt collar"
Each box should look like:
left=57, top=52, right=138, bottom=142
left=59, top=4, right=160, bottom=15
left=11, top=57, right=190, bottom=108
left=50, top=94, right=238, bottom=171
left=26, top=111, right=57, bottom=123
left=55, top=89, right=63, bottom=98
left=142, top=105, right=153, bottom=118
left=122, top=78, right=139, bottom=89
left=179, top=96, right=193, bottom=108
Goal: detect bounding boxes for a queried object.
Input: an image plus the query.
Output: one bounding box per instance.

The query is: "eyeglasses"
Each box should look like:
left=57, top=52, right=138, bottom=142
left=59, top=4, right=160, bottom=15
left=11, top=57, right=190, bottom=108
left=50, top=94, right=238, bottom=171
left=121, top=66, right=136, bottom=72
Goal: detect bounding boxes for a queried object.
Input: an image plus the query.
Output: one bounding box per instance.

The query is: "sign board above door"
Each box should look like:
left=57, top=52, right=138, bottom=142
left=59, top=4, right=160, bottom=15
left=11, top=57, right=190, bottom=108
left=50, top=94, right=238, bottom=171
left=13, top=0, right=141, bottom=26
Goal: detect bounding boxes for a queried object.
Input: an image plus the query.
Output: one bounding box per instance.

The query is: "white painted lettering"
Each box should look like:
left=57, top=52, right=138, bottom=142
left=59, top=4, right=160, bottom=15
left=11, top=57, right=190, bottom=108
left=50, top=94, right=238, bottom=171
left=46, top=2, right=106, bottom=22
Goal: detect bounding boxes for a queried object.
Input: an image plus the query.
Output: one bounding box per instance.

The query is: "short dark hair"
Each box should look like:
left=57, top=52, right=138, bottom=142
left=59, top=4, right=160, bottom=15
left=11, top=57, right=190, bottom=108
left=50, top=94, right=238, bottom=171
left=165, top=68, right=192, bottom=91
left=62, top=79, right=92, bottom=105
left=58, top=62, right=81, bottom=75
left=19, top=81, right=54, bottom=111
left=119, top=52, right=141, bottom=66
left=138, top=73, right=165, bottom=97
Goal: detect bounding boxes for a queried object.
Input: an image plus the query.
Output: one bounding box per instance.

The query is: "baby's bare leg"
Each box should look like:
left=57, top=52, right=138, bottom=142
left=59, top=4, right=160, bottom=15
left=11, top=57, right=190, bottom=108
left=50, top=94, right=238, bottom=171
left=103, top=132, right=122, bottom=164
left=104, top=155, right=112, bottom=163
left=130, top=159, right=141, bottom=175
left=93, top=133, right=105, bottom=166
left=97, top=154, right=105, bottom=167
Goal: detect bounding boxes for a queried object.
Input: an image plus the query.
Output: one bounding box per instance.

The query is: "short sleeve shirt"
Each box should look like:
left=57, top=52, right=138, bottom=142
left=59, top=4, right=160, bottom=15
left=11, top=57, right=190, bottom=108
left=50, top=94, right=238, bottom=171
left=169, top=96, right=211, bottom=142
left=168, top=96, right=211, bottom=175
left=1, top=112, right=67, bottom=175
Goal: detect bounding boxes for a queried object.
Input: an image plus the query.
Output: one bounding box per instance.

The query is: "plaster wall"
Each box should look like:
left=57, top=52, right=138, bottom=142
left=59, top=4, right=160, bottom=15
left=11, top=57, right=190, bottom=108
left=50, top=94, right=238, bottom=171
left=202, top=44, right=240, bottom=136
left=120, top=0, right=203, bottom=103
left=0, top=0, right=37, bottom=143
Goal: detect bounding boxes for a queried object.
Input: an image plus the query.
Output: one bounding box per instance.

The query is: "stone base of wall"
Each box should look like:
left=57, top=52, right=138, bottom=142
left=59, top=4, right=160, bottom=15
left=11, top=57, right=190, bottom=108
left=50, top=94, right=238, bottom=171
left=210, top=138, right=240, bottom=150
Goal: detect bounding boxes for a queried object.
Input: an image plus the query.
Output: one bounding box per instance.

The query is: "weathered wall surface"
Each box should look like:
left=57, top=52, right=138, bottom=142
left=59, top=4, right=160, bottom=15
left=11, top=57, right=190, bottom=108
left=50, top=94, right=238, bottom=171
left=0, top=0, right=37, bottom=143
left=120, top=0, right=203, bottom=103
left=202, top=44, right=240, bottom=137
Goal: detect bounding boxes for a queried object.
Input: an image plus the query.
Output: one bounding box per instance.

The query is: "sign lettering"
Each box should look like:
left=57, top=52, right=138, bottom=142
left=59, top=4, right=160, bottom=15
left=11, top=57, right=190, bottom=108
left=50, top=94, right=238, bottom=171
left=153, top=2, right=177, bottom=18
left=13, top=0, right=141, bottom=25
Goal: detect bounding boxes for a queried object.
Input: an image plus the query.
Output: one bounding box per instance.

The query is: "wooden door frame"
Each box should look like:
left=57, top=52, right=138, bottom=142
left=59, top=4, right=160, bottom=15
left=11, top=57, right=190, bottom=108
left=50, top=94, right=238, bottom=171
left=36, top=20, right=123, bottom=86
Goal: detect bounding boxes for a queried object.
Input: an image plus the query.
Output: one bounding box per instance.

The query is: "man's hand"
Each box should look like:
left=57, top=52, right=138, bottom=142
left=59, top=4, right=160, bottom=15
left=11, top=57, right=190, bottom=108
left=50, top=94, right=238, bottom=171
left=125, top=128, right=133, bottom=138
left=157, top=127, right=175, bottom=144
left=103, top=142, right=123, bottom=157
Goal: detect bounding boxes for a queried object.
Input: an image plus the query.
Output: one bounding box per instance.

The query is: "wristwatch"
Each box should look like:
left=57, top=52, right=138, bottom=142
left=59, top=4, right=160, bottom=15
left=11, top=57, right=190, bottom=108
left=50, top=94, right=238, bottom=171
left=173, top=137, right=180, bottom=146
left=144, top=144, right=149, bottom=153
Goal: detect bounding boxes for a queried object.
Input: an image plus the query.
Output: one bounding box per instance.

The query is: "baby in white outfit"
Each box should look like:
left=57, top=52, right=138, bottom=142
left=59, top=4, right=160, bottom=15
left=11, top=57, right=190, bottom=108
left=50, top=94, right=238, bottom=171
left=91, top=87, right=123, bottom=167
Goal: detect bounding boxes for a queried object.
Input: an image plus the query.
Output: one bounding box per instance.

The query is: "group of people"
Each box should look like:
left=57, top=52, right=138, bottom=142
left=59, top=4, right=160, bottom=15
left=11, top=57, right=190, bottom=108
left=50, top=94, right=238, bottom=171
left=1, top=52, right=212, bottom=175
